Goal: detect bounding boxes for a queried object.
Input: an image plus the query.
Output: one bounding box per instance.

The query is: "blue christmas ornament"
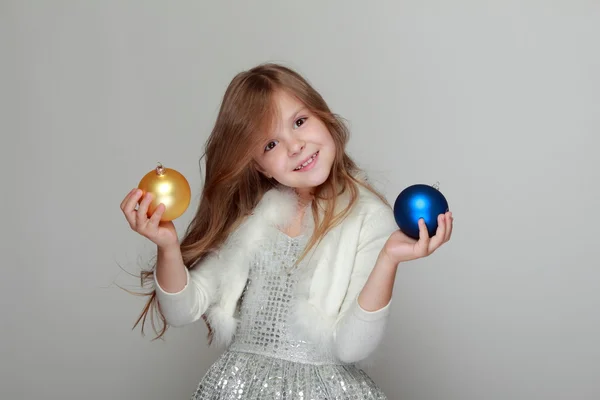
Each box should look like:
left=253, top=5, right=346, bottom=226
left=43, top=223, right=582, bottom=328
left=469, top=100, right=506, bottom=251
left=393, top=182, right=449, bottom=240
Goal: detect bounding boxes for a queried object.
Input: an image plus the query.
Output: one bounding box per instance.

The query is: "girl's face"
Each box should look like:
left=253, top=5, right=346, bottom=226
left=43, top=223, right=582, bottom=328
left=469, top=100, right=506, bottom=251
left=254, top=90, right=336, bottom=199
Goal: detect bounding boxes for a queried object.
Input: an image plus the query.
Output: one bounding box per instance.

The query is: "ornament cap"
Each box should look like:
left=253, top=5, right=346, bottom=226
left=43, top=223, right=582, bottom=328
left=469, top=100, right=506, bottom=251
left=156, top=162, right=165, bottom=176
left=432, top=181, right=440, bottom=190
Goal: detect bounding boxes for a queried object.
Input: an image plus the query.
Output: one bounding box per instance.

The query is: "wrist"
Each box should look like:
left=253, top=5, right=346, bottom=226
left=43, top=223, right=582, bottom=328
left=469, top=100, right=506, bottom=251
left=378, top=249, right=399, bottom=269
left=158, top=242, right=181, bottom=255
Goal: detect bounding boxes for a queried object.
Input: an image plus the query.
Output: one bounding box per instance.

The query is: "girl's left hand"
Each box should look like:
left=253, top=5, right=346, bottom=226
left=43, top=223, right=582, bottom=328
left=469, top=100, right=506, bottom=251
left=382, top=211, right=453, bottom=265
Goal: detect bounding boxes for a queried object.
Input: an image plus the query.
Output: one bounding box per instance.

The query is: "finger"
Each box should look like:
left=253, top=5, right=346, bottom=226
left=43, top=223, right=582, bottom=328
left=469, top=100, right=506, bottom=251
left=123, top=189, right=143, bottom=213
left=136, top=192, right=153, bottom=228
left=428, top=214, right=446, bottom=251
left=123, top=189, right=144, bottom=228
left=148, top=203, right=165, bottom=227
left=120, top=188, right=138, bottom=211
left=444, top=212, right=453, bottom=242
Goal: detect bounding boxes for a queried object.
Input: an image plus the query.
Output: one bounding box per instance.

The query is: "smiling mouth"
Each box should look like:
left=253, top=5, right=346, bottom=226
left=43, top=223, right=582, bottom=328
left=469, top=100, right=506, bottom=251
left=294, top=151, right=319, bottom=171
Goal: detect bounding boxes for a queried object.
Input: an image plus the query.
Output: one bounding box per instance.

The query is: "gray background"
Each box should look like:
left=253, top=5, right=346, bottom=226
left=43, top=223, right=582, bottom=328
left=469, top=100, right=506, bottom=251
left=3, top=1, right=599, bottom=399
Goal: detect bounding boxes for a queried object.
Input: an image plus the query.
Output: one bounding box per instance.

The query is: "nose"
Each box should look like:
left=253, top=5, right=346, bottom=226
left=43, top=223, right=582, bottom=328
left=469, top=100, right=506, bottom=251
left=287, top=137, right=305, bottom=157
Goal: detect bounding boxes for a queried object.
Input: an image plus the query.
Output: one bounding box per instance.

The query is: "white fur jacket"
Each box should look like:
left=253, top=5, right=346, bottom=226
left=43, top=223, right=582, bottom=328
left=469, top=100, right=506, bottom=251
left=154, top=182, right=399, bottom=363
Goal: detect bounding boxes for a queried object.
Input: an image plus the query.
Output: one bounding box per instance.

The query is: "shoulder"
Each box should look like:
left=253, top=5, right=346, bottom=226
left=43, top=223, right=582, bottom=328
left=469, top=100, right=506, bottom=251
left=338, top=182, right=398, bottom=237
left=352, top=183, right=394, bottom=220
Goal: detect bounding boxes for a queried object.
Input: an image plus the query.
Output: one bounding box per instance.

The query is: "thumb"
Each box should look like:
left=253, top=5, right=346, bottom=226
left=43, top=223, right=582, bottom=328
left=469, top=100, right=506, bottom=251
left=416, top=219, right=430, bottom=256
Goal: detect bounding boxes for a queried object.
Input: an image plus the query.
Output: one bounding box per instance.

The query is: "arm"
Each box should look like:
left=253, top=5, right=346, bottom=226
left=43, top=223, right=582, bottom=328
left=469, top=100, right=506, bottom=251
left=155, top=243, right=188, bottom=293
left=333, top=207, right=399, bottom=363
left=154, top=245, right=221, bottom=327
left=120, top=189, right=222, bottom=328
left=357, top=250, right=398, bottom=311
left=334, top=208, right=454, bottom=363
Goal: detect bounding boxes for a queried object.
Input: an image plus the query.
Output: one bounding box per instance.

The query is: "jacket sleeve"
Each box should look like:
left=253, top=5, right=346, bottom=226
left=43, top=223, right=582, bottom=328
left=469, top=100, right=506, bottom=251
left=333, top=205, right=398, bottom=363
left=154, top=253, right=222, bottom=327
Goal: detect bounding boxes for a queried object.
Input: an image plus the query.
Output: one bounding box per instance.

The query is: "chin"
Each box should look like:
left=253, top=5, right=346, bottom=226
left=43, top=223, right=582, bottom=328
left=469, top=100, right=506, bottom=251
left=297, top=172, right=330, bottom=189
left=276, top=173, right=329, bottom=192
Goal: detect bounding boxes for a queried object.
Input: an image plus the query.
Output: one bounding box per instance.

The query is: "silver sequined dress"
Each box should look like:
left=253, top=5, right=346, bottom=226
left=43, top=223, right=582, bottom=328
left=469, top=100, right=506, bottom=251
left=191, top=228, right=388, bottom=399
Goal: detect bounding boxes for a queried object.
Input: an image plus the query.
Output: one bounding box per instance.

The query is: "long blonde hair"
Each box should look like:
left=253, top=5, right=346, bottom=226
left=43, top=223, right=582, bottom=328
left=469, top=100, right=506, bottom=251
left=132, top=63, right=388, bottom=341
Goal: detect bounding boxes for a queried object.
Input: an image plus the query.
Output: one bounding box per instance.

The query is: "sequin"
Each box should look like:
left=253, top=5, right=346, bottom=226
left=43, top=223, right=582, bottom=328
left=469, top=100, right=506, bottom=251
left=191, top=229, right=387, bottom=399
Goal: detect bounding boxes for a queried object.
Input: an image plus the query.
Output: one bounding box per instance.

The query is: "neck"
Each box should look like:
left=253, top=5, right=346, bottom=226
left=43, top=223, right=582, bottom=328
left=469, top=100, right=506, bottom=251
left=294, top=188, right=314, bottom=207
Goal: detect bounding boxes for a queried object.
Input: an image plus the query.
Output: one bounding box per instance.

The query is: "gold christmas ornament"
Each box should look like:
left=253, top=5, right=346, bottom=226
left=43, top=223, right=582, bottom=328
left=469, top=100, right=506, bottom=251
left=137, top=162, right=191, bottom=221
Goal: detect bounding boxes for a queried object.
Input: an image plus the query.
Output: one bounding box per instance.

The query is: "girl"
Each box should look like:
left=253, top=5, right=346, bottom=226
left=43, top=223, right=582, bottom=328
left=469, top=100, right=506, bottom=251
left=120, top=63, right=453, bottom=399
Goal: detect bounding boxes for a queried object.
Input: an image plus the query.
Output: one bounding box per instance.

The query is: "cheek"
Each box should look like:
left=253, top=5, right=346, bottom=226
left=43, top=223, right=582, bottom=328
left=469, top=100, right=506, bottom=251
left=317, top=124, right=334, bottom=146
left=255, top=158, right=272, bottom=175
left=261, top=155, right=286, bottom=176
left=273, top=157, right=289, bottom=174
left=323, top=131, right=336, bottom=151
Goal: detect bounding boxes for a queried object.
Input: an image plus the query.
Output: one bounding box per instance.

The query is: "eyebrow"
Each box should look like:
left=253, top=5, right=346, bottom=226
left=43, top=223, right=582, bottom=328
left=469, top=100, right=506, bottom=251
left=288, top=107, right=308, bottom=124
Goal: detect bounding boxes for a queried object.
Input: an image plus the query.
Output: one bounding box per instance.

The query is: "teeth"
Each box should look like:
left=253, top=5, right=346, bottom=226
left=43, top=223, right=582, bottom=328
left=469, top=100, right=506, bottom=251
left=295, top=152, right=318, bottom=171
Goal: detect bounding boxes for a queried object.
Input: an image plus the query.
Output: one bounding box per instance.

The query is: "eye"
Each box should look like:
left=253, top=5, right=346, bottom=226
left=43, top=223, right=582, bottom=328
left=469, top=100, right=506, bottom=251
left=264, top=140, right=278, bottom=152
left=294, top=117, right=307, bottom=129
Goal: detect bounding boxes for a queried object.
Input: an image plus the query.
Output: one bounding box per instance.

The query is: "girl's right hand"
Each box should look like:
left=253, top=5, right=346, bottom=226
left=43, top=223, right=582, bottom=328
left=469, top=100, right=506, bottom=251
left=120, top=188, right=179, bottom=249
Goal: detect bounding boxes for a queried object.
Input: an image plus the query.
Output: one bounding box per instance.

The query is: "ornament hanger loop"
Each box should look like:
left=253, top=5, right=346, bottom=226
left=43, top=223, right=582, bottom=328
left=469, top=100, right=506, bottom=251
left=432, top=181, right=440, bottom=190
left=156, top=162, right=165, bottom=176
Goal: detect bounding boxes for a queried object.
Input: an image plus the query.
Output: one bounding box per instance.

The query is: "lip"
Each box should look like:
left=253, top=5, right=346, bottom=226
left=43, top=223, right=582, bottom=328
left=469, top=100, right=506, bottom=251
left=293, top=151, right=319, bottom=171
